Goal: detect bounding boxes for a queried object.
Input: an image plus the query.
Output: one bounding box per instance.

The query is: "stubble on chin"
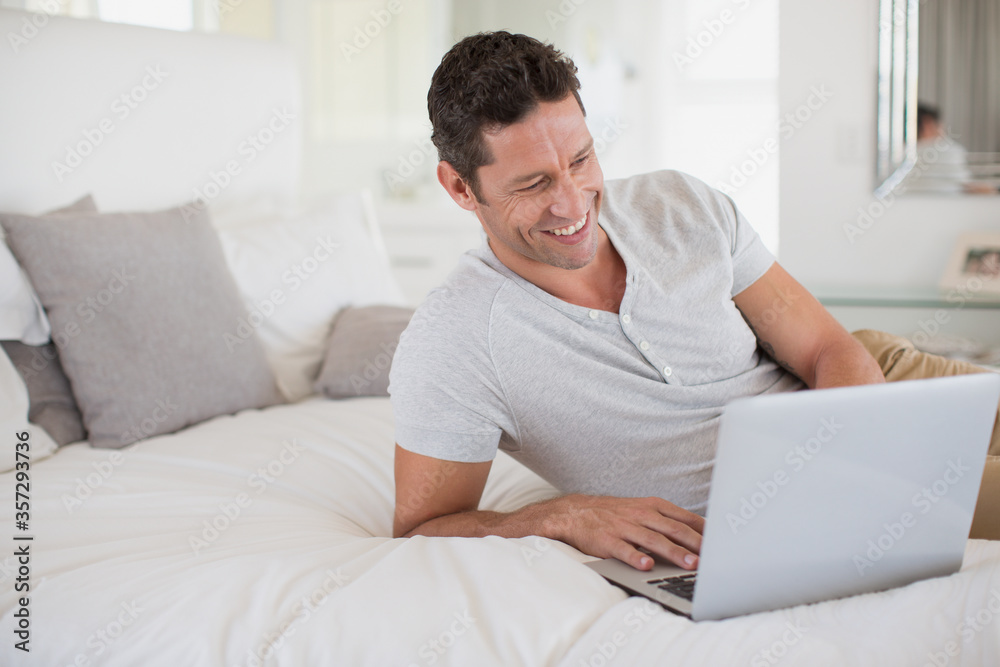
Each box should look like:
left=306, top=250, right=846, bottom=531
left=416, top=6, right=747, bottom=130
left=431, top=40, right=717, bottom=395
left=536, top=228, right=598, bottom=271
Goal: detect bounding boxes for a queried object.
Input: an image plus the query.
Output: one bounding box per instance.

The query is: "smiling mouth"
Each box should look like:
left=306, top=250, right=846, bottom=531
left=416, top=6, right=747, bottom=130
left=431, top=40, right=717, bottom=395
left=543, top=215, right=587, bottom=237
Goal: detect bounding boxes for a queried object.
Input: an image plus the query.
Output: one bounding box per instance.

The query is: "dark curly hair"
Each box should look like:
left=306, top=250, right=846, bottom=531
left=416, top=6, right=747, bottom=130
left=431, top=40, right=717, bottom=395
left=428, top=31, right=585, bottom=200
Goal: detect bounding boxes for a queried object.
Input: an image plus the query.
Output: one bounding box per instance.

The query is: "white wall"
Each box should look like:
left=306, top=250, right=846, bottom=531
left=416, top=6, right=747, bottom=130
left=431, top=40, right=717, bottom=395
left=779, top=0, right=1000, bottom=293
left=270, top=0, right=780, bottom=250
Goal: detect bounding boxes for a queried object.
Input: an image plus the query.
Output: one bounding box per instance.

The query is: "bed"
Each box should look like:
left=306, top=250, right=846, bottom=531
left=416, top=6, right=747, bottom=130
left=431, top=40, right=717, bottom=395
left=1, top=9, right=999, bottom=666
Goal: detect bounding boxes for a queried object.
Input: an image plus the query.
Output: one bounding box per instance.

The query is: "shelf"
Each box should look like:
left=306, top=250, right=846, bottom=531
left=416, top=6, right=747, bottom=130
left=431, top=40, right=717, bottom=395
left=815, top=287, right=1000, bottom=310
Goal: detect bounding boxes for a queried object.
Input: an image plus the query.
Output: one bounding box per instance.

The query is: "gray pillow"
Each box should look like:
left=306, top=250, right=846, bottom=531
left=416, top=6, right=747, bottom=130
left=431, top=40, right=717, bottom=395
left=45, top=194, right=97, bottom=215
left=0, top=194, right=97, bottom=446
left=0, top=204, right=283, bottom=448
left=314, top=305, right=414, bottom=398
left=1, top=341, right=85, bottom=446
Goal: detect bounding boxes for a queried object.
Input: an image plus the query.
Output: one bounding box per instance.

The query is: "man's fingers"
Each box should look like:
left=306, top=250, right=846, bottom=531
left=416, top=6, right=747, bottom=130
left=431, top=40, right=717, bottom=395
left=622, top=498, right=703, bottom=554
left=642, top=514, right=703, bottom=554
left=558, top=494, right=706, bottom=571
left=615, top=544, right=656, bottom=571
left=686, top=513, right=706, bottom=533
left=648, top=497, right=706, bottom=533
left=620, top=526, right=699, bottom=571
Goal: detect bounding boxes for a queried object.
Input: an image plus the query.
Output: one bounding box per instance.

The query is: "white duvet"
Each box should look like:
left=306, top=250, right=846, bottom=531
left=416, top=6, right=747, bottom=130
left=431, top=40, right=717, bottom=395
left=0, top=397, right=998, bottom=666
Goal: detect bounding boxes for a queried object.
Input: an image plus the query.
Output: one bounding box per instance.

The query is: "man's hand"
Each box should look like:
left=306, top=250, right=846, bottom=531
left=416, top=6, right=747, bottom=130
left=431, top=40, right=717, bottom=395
left=540, top=494, right=704, bottom=571
left=394, top=445, right=703, bottom=571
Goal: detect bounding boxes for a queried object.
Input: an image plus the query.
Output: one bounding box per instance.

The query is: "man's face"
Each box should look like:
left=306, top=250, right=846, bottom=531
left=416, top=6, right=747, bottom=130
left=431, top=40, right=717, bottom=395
left=918, top=117, right=942, bottom=141
left=470, top=95, right=604, bottom=276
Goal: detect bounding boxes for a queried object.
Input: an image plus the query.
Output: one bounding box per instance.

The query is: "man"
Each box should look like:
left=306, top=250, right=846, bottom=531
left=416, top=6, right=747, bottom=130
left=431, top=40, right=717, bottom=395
left=389, top=32, right=999, bottom=572
left=908, top=103, right=995, bottom=195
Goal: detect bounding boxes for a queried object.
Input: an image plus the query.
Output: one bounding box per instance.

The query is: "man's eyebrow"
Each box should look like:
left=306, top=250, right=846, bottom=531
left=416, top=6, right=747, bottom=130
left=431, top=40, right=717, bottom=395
left=573, top=139, right=595, bottom=160
left=507, top=140, right=595, bottom=187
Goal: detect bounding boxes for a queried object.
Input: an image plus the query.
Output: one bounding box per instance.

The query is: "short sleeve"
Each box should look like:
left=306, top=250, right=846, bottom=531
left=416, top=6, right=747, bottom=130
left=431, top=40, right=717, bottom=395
left=723, top=195, right=775, bottom=296
left=387, top=282, right=507, bottom=463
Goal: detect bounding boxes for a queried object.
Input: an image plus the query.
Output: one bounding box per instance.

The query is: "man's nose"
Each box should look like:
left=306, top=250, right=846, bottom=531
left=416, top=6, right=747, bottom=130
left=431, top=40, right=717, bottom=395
left=548, top=176, right=588, bottom=221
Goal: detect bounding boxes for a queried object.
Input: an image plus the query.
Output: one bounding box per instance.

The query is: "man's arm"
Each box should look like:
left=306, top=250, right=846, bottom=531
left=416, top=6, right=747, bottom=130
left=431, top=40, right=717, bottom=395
left=393, top=445, right=704, bottom=571
left=732, top=262, right=884, bottom=388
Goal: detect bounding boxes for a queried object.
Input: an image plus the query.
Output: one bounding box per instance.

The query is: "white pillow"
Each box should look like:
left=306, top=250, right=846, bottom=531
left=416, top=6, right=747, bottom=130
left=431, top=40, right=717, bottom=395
left=0, top=194, right=98, bottom=345
left=0, top=348, right=58, bottom=473
left=0, top=242, right=50, bottom=344
left=217, top=193, right=405, bottom=402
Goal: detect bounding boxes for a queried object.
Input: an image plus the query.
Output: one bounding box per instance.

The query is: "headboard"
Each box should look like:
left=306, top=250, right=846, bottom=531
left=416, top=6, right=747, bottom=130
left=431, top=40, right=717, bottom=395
left=0, top=9, right=301, bottom=214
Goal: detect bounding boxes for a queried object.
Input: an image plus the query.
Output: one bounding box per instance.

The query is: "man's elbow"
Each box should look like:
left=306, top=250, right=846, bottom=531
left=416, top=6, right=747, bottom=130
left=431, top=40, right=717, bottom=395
left=393, top=504, right=438, bottom=538
left=812, top=335, right=886, bottom=389
left=392, top=511, right=418, bottom=538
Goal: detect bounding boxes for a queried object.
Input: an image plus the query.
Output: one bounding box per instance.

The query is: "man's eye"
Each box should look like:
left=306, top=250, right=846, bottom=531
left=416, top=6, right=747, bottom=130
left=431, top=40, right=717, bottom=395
left=521, top=180, right=543, bottom=192
left=573, top=155, right=589, bottom=166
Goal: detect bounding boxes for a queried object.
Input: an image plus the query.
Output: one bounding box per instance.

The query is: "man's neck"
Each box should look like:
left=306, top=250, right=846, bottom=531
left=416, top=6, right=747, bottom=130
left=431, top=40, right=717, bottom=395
left=492, top=226, right=628, bottom=313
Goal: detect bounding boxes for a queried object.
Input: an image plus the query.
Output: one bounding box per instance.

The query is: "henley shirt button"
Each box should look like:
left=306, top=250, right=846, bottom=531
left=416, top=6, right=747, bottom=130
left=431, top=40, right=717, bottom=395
left=663, top=366, right=673, bottom=376
left=639, top=340, right=650, bottom=351
left=622, top=314, right=632, bottom=324
left=589, top=310, right=599, bottom=319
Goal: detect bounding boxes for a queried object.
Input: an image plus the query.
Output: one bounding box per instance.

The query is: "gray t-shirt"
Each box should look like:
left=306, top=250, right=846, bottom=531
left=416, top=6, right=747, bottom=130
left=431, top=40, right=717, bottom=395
left=389, top=170, right=804, bottom=514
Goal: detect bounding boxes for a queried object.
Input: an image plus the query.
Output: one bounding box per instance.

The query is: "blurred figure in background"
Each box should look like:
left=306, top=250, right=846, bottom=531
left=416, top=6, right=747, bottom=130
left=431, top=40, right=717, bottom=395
left=906, top=103, right=996, bottom=194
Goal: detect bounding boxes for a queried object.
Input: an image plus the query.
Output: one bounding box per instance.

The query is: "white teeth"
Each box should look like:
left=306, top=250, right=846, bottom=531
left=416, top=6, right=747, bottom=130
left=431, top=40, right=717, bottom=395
left=550, top=218, right=586, bottom=236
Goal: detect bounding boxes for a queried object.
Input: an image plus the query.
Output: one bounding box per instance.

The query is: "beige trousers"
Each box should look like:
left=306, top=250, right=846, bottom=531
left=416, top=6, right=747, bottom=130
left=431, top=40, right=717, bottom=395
left=852, top=329, right=1000, bottom=539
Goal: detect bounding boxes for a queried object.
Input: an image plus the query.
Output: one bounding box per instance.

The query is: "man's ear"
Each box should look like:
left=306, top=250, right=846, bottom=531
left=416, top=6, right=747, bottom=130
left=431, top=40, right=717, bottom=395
left=437, top=161, right=478, bottom=212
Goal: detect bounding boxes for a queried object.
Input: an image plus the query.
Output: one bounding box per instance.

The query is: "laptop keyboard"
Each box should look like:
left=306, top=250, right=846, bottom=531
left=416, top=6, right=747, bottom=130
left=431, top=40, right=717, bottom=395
left=647, top=573, right=697, bottom=601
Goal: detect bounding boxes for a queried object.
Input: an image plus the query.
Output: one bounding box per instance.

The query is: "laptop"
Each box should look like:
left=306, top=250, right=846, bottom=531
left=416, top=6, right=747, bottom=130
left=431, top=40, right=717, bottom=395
left=585, top=373, right=1000, bottom=621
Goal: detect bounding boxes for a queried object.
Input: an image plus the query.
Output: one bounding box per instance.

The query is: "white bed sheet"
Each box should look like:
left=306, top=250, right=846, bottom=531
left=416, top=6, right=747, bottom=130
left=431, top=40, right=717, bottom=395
left=0, top=397, right=998, bottom=666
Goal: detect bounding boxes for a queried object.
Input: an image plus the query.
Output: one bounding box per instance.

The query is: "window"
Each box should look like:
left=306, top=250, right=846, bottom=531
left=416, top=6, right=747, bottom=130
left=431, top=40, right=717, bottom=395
left=96, top=0, right=194, bottom=31
left=5, top=0, right=219, bottom=32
